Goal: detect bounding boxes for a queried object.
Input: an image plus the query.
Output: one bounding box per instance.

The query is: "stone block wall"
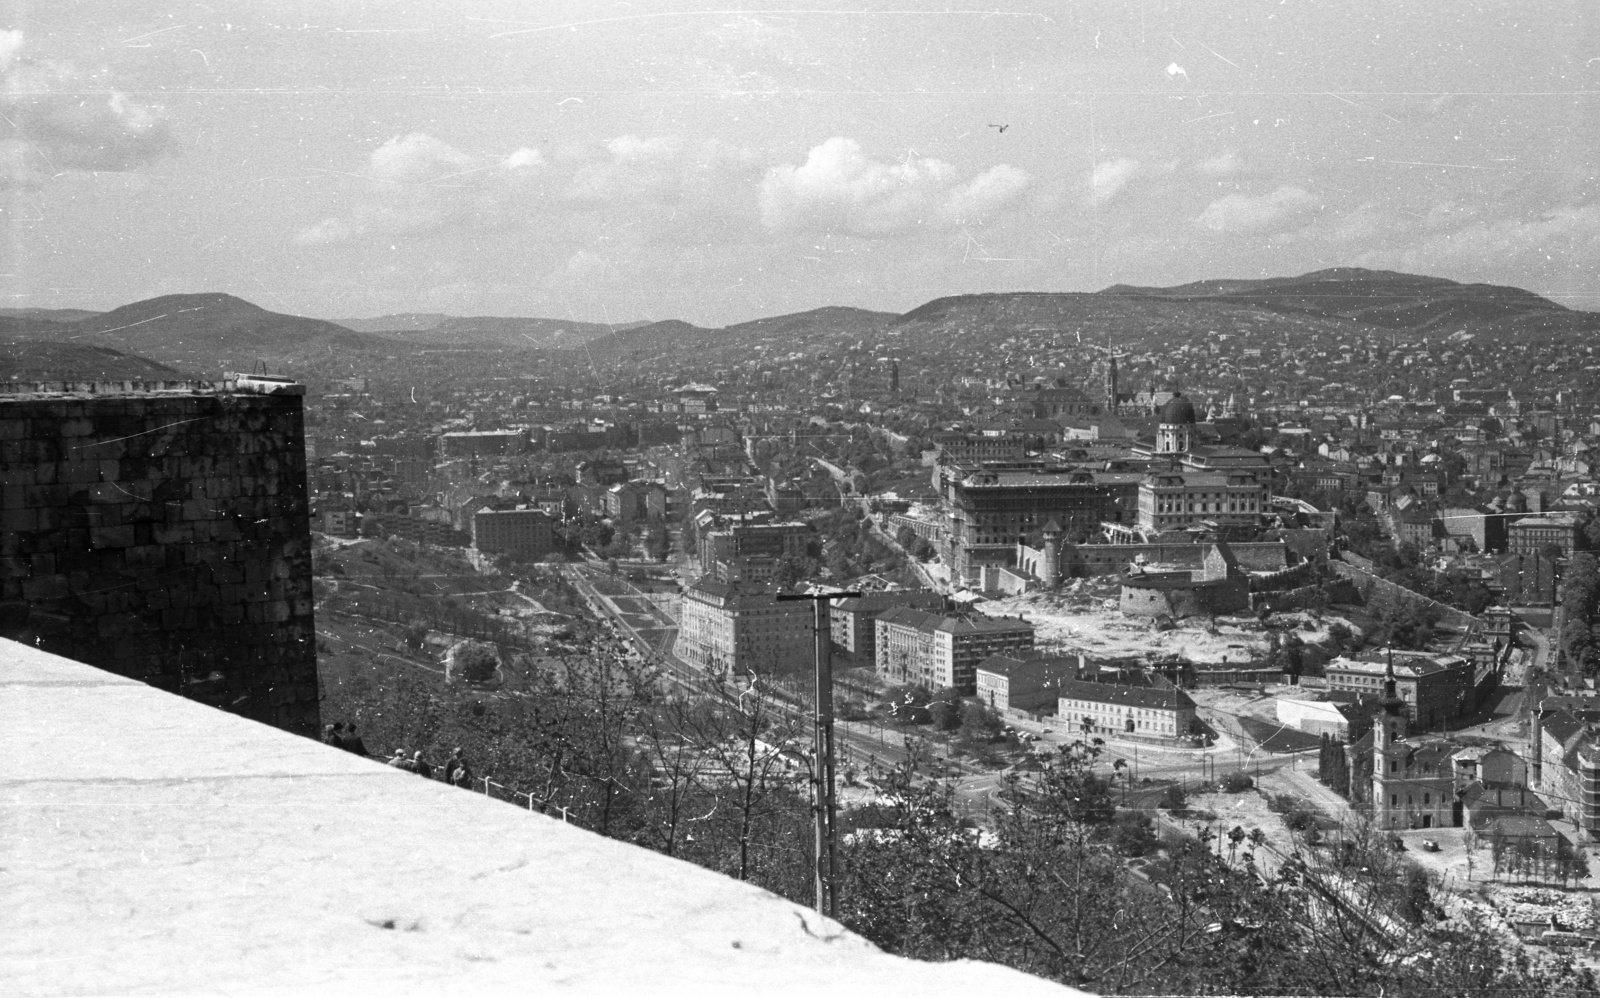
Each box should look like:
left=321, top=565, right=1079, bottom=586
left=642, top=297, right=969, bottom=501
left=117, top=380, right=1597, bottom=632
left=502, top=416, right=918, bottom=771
left=1119, top=576, right=1250, bottom=619
left=1328, top=559, right=1479, bottom=632
left=1059, top=541, right=1288, bottom=578
left=0, top=383, right=319, bottom=734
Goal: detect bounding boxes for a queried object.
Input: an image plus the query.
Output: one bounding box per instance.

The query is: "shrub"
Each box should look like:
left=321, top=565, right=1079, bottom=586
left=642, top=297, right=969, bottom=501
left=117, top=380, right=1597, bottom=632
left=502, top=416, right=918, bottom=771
left=1220, top=771, right=1255, bottom=793
left=1267, top=793, right=1303, bottom=814
left=446, top=640, right=499, bottom=684
left=1159, top=783, right=1188, bottom=814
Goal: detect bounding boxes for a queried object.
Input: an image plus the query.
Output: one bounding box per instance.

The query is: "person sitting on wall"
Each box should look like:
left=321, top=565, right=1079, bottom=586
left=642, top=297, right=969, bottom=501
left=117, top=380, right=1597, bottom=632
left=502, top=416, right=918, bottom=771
left=340, top=724, right=369, bottom=757
left=388, top=748, right=414, bottom=771
left=322, top=723, right=342, bottom=746
left=412, top=750, right=432, bottom=779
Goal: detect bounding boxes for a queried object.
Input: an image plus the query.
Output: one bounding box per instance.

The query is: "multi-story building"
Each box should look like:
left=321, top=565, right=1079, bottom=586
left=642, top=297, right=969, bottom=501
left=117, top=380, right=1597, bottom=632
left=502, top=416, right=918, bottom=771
left=1532, top=706, right=1600, bottom=840
left=930, top=431, right=1029, bottom=464
left=675, top=580, right=814, bottom=676
left=942, top=467, right=1138, bottom=580
left=605, top=480, right=668, bottom=528
left=1055, top=678, right=1197, bottom=738
left=874, top=608, right=1034, bottom=693
left=1325, top=651, right=1475, bottom=730
left=1507, top=513, right=1582, bottom=559
left=471, top=507, right=555, bottom=560
left=319, top=505, right=358, bottom=538
left=698, top=520, right=812, bottom=577
left=1133, top=469, right=1266, bottom=538
left=975, top=653, right=1088, bottom=714
left=828, top=590, right=946, bottom=662
left=438, top=429, right=525, bottom=461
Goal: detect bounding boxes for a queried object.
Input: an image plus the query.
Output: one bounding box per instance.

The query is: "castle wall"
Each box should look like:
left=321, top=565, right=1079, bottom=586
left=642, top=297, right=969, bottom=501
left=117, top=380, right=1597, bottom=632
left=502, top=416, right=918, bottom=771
left=1119, top=577, right=1249, bottom=619
left=0, top=380, right=319, bottom=734
left=1060, top=541, right=1287, bottom=578
left=1328, top=559, right=1479, bottom=631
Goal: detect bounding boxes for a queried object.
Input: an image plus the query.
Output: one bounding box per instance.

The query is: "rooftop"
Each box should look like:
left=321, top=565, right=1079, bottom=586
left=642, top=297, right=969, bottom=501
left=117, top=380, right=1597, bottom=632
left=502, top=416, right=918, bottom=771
left=0, top=639, right=1078, bottom=996
left=1055, top=678, right=1196, bottom=711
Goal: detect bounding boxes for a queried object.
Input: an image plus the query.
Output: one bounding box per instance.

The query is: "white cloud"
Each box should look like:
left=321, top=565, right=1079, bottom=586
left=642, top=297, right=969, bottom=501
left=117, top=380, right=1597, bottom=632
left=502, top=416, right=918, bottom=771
left=293, top=217, right=357, bottom=246
left=502, top=147, right=543, bottom=171
left=0, top=32, right=174, bottom=187
left=1088, top=157, right=1140, bottom=205
left=296, top=133, right=537, bottom=245
left=1196, top=185, right=1318, bottom=233
left=942, top=165, right=1031, bottom=225
left=759, top=137, right=1028, bottom=237
left=0, top=30, right=23, bottom=70
left=547, top=249, right=620, bottom=292
left=1195, top=150, right=1246, bottom=177
left=297, top=132, right=764, bottom=249
left=367, top=133, right=475, bottom=185
left=1379, top=203, right=1600, bottom=275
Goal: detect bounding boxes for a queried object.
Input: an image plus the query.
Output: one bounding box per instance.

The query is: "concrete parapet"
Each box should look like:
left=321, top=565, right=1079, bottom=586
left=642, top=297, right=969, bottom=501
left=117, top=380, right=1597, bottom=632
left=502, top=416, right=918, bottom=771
left=0, top=640, right=1083, bottom=997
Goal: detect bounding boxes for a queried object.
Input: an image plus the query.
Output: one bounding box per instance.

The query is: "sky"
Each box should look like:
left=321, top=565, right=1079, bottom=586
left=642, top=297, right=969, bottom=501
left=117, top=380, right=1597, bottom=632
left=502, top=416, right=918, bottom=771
left=1, top=0, right=1596, bottom=327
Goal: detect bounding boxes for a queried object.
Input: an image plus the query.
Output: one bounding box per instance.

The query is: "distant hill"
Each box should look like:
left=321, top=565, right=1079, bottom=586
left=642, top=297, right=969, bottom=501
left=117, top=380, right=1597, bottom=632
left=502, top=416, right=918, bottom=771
left=576, top=306, right=899, bottom=366
left=342, top=313, right=651, bottom=349
left=580, top=319, right=721, bottom=358
left=1100, top=268, right=1598, bottom=338
left=0, top=340, right=188, bottom=382
left=6, top=293, right=391, bottom=375
left=723, top=306, right=897, bottom=340
left=336, top=313, right=452, bottom=333
left=0, top=307, right=104, bottom=324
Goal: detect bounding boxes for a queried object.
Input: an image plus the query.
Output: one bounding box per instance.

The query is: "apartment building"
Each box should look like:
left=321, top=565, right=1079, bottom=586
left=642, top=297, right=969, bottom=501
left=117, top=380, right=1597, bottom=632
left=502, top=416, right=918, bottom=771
left=874, top=608, right=1034, bottom=693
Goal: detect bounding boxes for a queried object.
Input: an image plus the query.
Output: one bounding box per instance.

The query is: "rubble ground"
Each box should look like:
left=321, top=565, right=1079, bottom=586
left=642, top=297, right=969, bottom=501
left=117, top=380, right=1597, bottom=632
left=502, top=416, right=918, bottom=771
left=977, top=587, right=1355, bottom=665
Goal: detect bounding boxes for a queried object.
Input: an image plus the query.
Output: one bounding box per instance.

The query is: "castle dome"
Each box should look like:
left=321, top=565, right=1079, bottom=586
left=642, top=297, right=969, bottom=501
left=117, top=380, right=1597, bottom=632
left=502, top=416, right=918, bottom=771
left=1158, top=393, right=1197, bottom=425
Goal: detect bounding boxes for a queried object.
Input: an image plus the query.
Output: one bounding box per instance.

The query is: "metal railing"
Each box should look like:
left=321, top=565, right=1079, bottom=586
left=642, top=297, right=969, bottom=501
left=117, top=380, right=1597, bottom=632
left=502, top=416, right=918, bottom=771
left=481, top=776, right=573, bottom=821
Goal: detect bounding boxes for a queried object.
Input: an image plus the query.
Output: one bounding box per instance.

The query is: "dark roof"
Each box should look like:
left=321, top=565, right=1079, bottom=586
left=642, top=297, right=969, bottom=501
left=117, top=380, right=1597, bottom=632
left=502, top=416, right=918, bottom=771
left=1541, top=710, right=1587, bottom=748
left=1158, top=393, right=1197, bottom=425
left=975, top=654, right=1084, bottom=682
left=876, top=607, right=1035, bottom=637
left=832, top=591, right=943, bottom=615
left=1054, top=678, right=1195, bottom=712
left=1540, top=695, right=1600, bottom=719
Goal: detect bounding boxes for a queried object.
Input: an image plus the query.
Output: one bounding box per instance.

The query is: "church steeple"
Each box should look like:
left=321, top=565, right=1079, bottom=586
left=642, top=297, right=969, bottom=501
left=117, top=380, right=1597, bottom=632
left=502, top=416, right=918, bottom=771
left=1372, top=648, right=1408, bottom=829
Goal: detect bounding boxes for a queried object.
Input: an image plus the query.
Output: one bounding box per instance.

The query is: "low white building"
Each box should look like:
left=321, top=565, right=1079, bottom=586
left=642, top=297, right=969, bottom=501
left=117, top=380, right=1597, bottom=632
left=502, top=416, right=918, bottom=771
left=1275, top=696, right=1351, bottom=738
left=1057, top=679, right=1196, bottom=738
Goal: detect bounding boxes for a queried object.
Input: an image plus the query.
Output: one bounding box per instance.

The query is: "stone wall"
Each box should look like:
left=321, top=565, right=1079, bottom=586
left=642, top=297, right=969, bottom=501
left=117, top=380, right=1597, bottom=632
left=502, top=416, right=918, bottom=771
left=1328, top=559, right=1479, bottom=631
left=1060, top=541, right=1288, bottom=577
left=1119, top=576, right=1250, bottom=619
left=0, top=380, right=318, bottom=734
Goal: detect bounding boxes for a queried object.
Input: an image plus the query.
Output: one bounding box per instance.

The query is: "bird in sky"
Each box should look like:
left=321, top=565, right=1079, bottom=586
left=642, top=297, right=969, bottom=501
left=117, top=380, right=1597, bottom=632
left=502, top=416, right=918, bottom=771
left=988, top=123, right=1009, bottom=133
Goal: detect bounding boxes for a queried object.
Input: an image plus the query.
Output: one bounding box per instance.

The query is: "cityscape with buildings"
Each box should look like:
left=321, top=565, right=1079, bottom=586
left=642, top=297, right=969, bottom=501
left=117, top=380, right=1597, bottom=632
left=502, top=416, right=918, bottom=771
left=4, top=3, right=1600, bottom=995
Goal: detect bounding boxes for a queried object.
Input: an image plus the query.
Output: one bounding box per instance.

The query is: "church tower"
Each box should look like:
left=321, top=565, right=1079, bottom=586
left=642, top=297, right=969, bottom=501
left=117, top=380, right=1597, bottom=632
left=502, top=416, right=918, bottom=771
left=1104, top=355, right=1119, bottom=414
left=1371, top=650, right=1408, bottom=829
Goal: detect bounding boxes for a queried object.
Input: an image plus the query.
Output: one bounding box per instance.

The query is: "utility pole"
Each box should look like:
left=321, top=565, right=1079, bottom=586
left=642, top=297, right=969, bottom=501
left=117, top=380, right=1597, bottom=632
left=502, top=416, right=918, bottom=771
left=777, top=589, right=861, bottom=920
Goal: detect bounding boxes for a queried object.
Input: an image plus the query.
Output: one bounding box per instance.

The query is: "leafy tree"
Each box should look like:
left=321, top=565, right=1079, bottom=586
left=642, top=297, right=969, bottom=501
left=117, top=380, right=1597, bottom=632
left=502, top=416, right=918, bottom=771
left=959, top=700, right=1006, bottom=743
left=928, top=687, right=963, bottom=732
left=447, top=640, right=499, bottom=684
left=644, top=526, right=670, bottom=562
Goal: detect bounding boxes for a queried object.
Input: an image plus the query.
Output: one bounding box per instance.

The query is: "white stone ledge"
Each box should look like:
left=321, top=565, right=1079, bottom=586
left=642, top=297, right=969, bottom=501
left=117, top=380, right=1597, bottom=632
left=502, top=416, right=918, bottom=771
left=0, top=639, right=1084, bottom=997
